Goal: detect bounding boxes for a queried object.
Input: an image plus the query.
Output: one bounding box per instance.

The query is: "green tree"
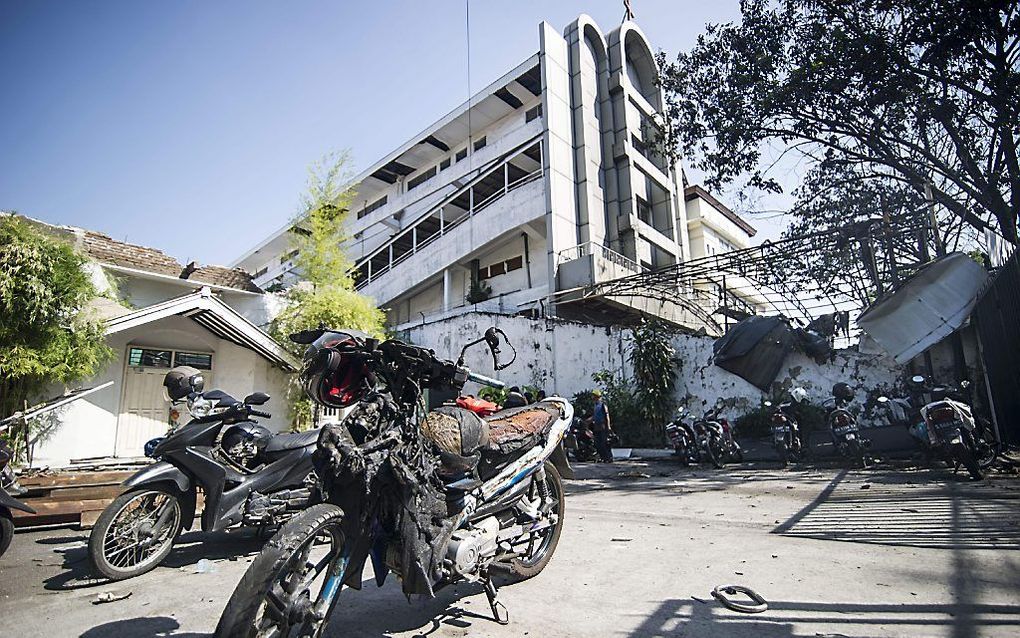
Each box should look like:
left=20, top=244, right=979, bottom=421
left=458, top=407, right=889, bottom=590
left=628, top=319, right=677, bottom=445
left=268, top=153, right=386, bottom=428
left=0, top=215, right=113, bottom=458
left=658, top=0, right=1020, bottom=243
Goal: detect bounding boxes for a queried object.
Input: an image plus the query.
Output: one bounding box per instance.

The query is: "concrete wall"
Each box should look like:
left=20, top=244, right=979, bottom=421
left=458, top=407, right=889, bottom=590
left=397, top=311, right=904, bottom=428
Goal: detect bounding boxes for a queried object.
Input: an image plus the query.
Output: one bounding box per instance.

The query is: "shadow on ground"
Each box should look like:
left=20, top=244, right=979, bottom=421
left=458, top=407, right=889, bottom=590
left=42, top=528, right=265, bottom=592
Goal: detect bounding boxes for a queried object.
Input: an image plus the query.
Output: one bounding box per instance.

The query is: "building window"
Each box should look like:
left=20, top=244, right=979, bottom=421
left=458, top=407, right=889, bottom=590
left=407, top=166, right=437, bottom=191
left=478, top=255, right=523, bottom=280
left=473, top=136, right=487, bottom=152
left=358, top=195, right=387, bottom=220
left=439, top=158, right=451, bottom=171
left=455, top=148, right=467, bottom=162
left=525, top=104, right=543, bottom=122
left=128, top=348, right=173, bottom=368
left=174, top=351, right=213, bottom=370
left=636, top=196, right=651, bottom=224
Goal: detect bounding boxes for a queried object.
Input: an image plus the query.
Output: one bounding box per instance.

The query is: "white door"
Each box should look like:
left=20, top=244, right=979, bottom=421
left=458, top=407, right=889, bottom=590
left=116, top=366, right=172, bottom=457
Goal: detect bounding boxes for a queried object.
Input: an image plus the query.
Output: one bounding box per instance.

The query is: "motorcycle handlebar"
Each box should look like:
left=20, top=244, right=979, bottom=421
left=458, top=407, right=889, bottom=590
left=249, top=409, right=272, bottom=419
left=466, top=370, right=505, bottom=389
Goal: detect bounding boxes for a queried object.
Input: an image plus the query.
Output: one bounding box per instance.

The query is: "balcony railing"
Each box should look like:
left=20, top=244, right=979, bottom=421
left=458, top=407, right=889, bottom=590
left=353, top=137, right=544, bottom=290
left=556, top=241, right=641, bottom=273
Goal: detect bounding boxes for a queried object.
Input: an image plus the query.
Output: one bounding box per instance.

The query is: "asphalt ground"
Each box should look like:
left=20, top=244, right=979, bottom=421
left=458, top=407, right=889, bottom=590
left=1, top=457, right=1018, bottom=637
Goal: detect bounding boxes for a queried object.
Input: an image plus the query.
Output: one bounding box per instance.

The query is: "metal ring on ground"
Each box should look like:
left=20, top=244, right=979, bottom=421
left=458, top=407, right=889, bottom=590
left=711, top=584, right=769, bottom=613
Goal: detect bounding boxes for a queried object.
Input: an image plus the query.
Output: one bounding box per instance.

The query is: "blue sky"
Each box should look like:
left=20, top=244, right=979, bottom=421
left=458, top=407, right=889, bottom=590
left=0, top=1, right=775, bottom=267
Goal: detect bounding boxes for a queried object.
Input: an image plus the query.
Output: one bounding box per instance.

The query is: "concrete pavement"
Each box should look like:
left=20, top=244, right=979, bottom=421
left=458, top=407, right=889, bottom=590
left=1, top=458, right=1018, bottom=637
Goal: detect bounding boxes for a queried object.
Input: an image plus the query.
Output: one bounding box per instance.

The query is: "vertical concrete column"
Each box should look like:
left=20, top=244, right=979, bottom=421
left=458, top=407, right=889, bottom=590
left=443, top=268, right=452, bottom=312
left=539, top=21, right=579, bottom=316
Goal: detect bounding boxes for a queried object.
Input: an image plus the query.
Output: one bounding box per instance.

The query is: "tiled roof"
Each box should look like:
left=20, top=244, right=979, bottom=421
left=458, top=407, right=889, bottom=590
left=6, top=213, right=263, bottom=293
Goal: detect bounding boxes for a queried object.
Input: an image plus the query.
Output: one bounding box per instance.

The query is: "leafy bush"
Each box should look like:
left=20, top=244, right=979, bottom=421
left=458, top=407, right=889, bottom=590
left=629, top=319, right=677, bottom=444
left=0, top=215, right=114, bottom=460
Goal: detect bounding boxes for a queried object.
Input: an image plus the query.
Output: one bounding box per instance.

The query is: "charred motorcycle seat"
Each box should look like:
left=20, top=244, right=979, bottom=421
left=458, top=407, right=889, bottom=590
left=483, top=402, right=562, bottom=456
left=264, top=429, right=320, bottom=457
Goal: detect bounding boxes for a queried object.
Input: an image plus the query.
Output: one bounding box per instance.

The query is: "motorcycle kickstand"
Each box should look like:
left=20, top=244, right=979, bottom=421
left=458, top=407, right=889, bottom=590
left=483, top=575, right=509, bottom=625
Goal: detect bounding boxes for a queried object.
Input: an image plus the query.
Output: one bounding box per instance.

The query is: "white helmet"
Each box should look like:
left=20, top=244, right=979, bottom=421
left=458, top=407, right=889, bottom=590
left=790, top=387, right=808, bottom=403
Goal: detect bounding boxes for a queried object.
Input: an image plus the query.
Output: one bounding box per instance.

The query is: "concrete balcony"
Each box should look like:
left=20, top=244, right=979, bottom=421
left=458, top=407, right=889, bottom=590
left=555, top=241, right=642, bottom=290
left=358, top=176, right=546, bottom=307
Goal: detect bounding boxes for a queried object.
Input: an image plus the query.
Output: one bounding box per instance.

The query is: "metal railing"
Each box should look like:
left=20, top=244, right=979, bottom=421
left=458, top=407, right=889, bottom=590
left=354, top=138, right=544, bottom=290
left=555, top=241, right=642, bottom=273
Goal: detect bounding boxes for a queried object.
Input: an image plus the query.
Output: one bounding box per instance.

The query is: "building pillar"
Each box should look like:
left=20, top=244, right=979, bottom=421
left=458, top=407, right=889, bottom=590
left=443, top=268, right=452, bottom=312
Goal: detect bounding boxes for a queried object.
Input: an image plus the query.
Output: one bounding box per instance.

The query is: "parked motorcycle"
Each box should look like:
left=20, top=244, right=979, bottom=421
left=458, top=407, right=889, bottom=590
left=0, top=425, right=36, bottom=559
left=766, top=388, right=807, bottom=467
left=666, top=407, right=699, bottom=465
left=216, top=326, right=574, bottom=635
left=878, top=375, right=998, bottom=480
left=88, top=367, right=320, bottom=581
left=716, top=414, right=745, bottom=463
left=565, top=416, right=598, bottom=462
left=824, top=384, right=870, bottom=468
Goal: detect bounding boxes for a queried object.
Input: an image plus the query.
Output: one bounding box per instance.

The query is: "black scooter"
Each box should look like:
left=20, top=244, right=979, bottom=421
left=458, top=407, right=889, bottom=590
left=87, top=389, right=319, bottom=580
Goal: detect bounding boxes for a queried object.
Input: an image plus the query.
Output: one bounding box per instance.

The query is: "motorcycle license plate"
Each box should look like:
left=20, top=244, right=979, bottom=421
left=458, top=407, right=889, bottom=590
left=934, top=420, right=963, bottom=432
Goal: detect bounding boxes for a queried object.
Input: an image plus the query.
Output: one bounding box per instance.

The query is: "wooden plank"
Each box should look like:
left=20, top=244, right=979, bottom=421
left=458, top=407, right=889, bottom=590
left=19, top=470, right=135, bottom=489
left=10, top=498, right=112, bottom=528
left=27, top=484, right=124, bottom=503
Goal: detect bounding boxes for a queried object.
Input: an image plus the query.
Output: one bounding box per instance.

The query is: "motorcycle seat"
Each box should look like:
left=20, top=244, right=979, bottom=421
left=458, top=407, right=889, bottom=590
left=265, top=428, right=319, bottom=453
left=482, top=401, right=562, bottom=457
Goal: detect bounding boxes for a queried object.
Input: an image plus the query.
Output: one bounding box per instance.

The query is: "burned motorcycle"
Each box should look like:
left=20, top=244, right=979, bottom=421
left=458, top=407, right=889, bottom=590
left=88, top=367, right=319, bottom=580
left=215, top=327, right=574, bottom=636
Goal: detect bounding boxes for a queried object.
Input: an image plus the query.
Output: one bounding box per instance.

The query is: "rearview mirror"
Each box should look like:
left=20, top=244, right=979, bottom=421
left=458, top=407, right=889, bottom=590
left=244, top=392, right=270, bottom=405
left=289, top=329, right=325, bottom=344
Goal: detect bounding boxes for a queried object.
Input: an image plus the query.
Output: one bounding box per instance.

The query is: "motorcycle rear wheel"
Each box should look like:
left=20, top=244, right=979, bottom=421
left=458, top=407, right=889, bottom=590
left=216, top=503, right=348, bottom=638
left=956, top=446, right=984, bottom=481
left=88, top=486, right=182, bottom=581
left=705, top=439, right=724, bottom=469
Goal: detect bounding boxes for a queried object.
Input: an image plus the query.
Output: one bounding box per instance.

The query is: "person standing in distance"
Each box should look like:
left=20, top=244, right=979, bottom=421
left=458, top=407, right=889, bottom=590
left=592, top=389, right=614, bottom=463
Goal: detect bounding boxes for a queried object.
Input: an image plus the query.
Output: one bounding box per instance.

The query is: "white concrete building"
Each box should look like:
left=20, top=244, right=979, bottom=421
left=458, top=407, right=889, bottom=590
left=233, top=15, right=757, bottom=332
left=11, top=216, right=297, bottom=468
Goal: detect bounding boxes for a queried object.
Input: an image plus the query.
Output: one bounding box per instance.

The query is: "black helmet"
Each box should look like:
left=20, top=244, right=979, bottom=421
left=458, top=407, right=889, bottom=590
left=163, top=366, right=204, bottom=402
left=299, top=330, right=372, bottom=409
left=221, top=422, right=273, bottom=465
left=832, top=382, right=854, bottom=401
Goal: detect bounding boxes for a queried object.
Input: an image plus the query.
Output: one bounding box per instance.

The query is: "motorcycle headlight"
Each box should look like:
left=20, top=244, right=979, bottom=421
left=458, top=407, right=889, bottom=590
left=187, top=396, right=213, bottom=418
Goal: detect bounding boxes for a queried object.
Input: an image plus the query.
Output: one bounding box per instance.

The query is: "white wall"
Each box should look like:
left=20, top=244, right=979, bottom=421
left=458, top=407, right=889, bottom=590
left=397, top=311, right=904, bottom=426
left=31, top=316, right=292, bottom=468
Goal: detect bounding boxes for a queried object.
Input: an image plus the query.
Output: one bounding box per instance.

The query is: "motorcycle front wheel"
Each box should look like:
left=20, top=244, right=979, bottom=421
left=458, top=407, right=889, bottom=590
left=217, top=503, right=348, bottom=638
left=88, top=486, right=183, bottom=580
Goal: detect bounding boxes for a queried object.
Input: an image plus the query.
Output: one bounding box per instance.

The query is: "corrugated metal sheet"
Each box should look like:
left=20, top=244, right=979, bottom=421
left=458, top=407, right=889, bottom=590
left=858, top=253, right=989, bottom=363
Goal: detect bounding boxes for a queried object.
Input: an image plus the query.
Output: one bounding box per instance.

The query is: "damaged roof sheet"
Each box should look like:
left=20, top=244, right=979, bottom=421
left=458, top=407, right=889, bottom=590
left=857, top=252, right=989, bottom=364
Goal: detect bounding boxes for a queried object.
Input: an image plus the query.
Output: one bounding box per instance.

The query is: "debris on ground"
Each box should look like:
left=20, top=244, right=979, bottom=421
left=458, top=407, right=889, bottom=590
left=611, top=537, right=633, bottom=542
left=861, top=484, right=871, bottom=489
left=615, top=471, right=651, bottom=479
left=194, top=558, right=217, bottom=574
left=92, top=591, right=131, bottom=605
